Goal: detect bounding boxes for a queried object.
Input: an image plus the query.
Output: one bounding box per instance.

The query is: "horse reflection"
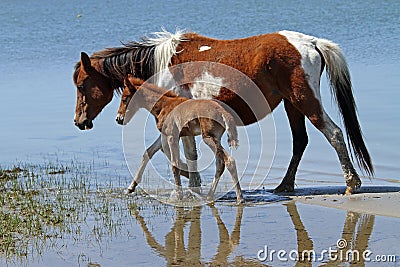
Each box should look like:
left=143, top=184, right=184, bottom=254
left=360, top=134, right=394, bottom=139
left=130, top=203, right=375, bottom=266
left=319, top=211, right=375, bottom=266
left=130, top=204, right=268, bottom=266
left=285, top=201, right=375, bottom=266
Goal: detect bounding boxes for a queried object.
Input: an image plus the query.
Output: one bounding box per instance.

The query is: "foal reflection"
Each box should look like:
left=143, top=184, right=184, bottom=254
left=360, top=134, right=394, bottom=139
left=130, top=204, right=267, bottom=266
left=130, top=206, right=202, bottom=266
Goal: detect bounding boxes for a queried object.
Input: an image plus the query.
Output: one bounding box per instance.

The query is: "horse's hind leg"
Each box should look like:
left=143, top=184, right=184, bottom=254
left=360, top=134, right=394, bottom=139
left=295, top=97, right=361, bottom=195
left=274, top=100, right=308, bottom=193
left=312, top=111, right=361, bottom=194
left=181, top=136, right=201, bottom=188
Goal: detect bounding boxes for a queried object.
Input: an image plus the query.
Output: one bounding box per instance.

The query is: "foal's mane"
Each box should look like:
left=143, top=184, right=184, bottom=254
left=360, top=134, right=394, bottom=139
left=140, top=82, right=179, bottom=98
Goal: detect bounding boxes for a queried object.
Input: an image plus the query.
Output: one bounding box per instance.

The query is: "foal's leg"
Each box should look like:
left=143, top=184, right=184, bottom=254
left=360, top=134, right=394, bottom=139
left=167, top=135, right=183, bottom=200
left=204, top=136, right=243, bottom=203
left=181, top=136, right=201, bottom=188
left=220, top=145, right=244, bottom=203
left=274, top=100, right=308, bottom=193
left=127, top=135, right=190, bottom=193
left=203, top=136, right=225, bottom=201
left=126, top=136, right=162, bottom=193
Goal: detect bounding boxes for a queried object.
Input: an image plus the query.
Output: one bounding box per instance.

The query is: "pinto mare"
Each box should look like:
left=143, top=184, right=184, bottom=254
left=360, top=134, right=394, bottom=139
left=73, top=30, right=373, bottom=195
left=120, top=75, right=243, bottom=202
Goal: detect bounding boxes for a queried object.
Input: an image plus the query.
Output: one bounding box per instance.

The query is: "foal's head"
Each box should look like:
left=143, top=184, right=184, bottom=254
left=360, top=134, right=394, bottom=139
left=116, top=75, right=145, bottom=125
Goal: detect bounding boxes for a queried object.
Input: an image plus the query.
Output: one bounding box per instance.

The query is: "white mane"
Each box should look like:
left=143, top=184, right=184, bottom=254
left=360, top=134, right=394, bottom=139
left=145, top=28, right=187, bottom=87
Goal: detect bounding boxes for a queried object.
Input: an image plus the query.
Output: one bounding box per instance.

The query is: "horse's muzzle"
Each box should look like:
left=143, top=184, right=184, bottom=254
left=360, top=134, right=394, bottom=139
left=74, top=119, right=93, bottom=130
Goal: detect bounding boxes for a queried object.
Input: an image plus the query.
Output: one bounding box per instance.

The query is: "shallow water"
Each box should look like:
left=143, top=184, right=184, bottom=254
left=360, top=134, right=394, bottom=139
left=0, top=0, right=399, bottom=266
left=2, top=194, right=399, bottom=267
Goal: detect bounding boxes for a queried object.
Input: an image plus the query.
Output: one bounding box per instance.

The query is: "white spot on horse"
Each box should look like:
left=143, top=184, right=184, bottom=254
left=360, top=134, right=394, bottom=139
left=279, top=30, right=322, bottom=100
left=172, top=85, right=193, bottom=98
left=199, top=45, right=211, bottom=52
left=190, top=72, right=223, bottom=99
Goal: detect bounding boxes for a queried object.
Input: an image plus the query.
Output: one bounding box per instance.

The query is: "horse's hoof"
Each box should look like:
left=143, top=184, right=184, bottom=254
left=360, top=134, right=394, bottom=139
left=345, top=186, right=353, bottom=195
left=345, top=185, right=360, bottom=195
left=273, top=183, right=294, bottom=193
left=345, top=172, right=361, bottom=195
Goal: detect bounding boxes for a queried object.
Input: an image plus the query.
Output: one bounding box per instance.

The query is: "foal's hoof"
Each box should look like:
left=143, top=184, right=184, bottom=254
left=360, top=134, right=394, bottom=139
left=236, top=198, right=245, bottom=205
left=273, top=183, right=294, bottom=193
left=206, top=194, right=215, bottom=203
left=125, top=188, right=135, bottom=194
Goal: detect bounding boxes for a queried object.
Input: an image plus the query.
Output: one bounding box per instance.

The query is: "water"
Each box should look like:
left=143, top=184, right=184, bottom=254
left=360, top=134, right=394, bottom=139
left=0, top=0, right=399, bottom=266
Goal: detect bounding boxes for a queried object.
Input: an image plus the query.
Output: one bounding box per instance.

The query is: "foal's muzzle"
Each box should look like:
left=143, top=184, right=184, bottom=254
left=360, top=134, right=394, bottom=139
left=116, top=113, right=125, bottom=125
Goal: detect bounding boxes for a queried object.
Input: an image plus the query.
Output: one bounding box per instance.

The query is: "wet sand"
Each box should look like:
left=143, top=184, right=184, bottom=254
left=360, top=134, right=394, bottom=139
left=289, top=186, right=400, bottom=219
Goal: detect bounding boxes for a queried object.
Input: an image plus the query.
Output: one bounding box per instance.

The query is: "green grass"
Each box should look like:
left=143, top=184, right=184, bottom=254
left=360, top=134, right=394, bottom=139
left=0, top=159, right=156, bottom=263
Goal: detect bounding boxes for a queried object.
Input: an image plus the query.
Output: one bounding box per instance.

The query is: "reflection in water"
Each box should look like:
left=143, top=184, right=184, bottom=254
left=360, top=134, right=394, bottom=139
left=285, top=202, right=375, bottom=266
left=320, top=211, right=375, bottom=266
left=285, top=202, right=314, bottom=267
left=131, top=204, right=267, bottom=266
left=131, top=203, right=375, bottom=266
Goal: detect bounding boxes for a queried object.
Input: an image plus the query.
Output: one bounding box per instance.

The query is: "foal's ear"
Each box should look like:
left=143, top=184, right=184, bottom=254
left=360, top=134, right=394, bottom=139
left=124, top=75, right=136, bottom=91
left=80, top=52, right=92, bottom=71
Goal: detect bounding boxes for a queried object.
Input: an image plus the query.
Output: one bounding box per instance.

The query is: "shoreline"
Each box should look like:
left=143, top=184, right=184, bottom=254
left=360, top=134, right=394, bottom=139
left=279, top=186, right=400, bottom=218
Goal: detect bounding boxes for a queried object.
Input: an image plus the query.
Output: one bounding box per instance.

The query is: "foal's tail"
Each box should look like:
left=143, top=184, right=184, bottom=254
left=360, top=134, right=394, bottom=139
left=221, top=112, right=239, bottom=149
left=316, top=38, right=374, bottom=176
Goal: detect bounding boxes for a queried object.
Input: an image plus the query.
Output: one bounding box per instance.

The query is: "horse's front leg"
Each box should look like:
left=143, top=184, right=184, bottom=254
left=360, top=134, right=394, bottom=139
left=274, top=100, right=308, bottom=193
left=167, top=135, right=183, bottom=200
left=181, top=136, right=201, bottom=188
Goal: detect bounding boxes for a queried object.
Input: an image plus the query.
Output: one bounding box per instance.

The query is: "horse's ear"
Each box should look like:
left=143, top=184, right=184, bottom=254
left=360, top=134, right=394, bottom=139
left=80, top=52, right=92, bottom=71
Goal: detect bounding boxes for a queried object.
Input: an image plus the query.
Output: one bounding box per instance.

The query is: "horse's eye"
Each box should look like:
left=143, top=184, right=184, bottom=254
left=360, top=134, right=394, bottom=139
left=77, top=84, right=84, bottom=91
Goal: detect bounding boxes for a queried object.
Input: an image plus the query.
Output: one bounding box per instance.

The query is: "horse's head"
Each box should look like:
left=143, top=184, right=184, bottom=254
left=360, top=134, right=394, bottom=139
left=116, top=75, right=144, bottom=125
left=73, top=52, right=114, bottom=130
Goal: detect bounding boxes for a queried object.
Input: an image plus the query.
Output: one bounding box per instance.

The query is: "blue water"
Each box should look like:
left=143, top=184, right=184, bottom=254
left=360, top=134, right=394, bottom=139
left=1, top=0, right=399, bottom=185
